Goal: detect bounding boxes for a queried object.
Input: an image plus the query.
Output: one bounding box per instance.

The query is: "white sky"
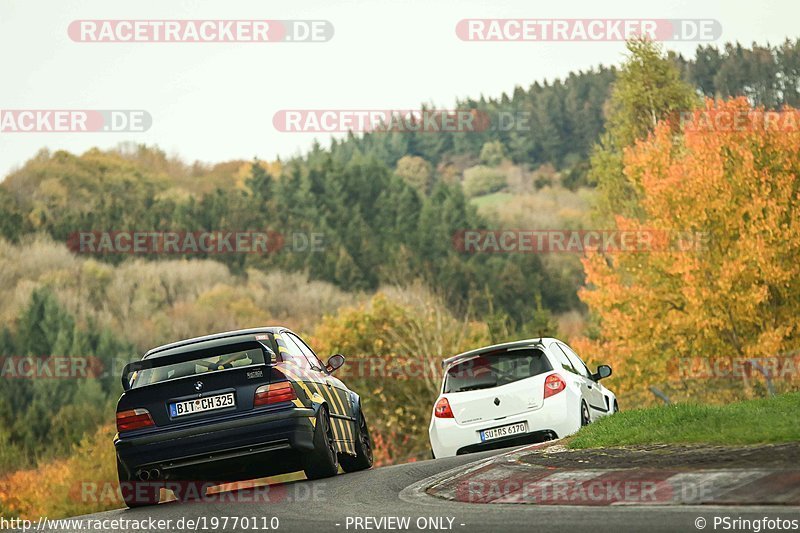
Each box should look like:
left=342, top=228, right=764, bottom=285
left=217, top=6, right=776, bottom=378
left=1, top=0, right=798, bottom=178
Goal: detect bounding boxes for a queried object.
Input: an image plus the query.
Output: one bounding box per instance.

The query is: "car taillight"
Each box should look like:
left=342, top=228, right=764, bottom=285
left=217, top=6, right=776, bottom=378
left=434, top=397, right=454, bottom=418
left=254, top=381, right=297, bottom=406
left=116, top=408, right=155, bottom=432
left=543, top=373, right=566, bottom=399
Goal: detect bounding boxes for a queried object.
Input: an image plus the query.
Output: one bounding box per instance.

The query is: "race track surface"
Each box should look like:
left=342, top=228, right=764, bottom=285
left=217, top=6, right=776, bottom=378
left=52, top=447, right=800, bottom=533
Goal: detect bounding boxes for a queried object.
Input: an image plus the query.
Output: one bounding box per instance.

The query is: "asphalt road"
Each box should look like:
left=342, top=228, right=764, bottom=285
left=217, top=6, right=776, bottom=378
left=53, top=448, right=800, bottom=533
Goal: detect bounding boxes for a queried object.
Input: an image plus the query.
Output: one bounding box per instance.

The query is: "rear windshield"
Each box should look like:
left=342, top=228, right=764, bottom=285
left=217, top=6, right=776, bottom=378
left=128, top=346, right=266, bottom=389
left=443, top=348, right=552, bottom=393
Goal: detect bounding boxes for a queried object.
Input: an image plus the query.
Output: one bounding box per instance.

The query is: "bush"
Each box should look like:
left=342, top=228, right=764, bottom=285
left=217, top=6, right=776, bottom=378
left=479, top=141, right=507, bottom=166
left=0, top=424, right=118, bottom=519
left=311, top=284, right=490, bottom=465
left=462, top=165, right=507, bottom=197
left=0, top=428, right=25, bottom=480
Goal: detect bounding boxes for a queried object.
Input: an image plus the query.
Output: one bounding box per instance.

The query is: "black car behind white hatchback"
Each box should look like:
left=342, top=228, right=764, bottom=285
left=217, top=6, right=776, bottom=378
left=115, top=327, right=373, bottom=507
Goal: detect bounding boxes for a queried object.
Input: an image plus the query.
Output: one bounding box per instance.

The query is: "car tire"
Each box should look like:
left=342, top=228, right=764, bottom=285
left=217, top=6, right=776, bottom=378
left=118, top=458, right=160, bottom=508
left=340, top=408, right=374, bottom=473
left=303, top=406, right=339, bottom=480
left=613, top=400, right=619, bottom=413
left=580, top=400, right=590, bottom=427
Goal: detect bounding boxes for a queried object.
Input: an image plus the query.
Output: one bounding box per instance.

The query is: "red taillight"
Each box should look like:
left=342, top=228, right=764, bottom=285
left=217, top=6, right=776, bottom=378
left=543, top=373, right=566, bottom=399
left=116, top=408, right=155, bottom=432
left=254, top=381, right=297, bottom=406
left=434, top=397, right=454, bottom=418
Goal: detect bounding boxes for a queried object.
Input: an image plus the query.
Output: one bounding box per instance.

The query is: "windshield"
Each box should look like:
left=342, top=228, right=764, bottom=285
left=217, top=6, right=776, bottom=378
left=443, top=348, right=553, bottom=393
left=128, top=347, right=265, bottom=389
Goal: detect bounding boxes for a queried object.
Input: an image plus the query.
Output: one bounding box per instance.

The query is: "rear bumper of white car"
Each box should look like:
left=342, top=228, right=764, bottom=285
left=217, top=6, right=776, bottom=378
left=429, top=393, right=578, bottom=458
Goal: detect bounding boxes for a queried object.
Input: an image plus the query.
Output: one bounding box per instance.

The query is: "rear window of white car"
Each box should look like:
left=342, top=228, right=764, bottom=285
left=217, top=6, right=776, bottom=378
left=443, top=348, right=553, bottom=393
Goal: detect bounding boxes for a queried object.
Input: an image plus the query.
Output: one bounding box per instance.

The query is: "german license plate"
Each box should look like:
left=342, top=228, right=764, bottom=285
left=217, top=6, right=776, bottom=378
left=170, top=393, right=235, bottom=417
left=480, top=421, right=527, bottom=442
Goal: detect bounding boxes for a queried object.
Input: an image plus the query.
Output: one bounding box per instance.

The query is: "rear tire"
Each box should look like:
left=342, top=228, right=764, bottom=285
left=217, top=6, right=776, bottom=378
left=613, top=400, right=619, bottom=413
left=340, top=409, right=373, bottom=473
left=118, top=458, right=160, bottom=508
left=302, top=406, right=339, bottom=480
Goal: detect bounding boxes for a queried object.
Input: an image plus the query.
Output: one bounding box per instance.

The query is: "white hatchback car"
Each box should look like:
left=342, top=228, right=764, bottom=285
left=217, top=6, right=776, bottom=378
left=429, top=338, right=617, bottom=457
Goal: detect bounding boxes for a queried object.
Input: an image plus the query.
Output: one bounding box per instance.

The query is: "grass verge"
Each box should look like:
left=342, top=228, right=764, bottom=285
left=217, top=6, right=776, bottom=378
left=569, top=392, right=800, bottom=449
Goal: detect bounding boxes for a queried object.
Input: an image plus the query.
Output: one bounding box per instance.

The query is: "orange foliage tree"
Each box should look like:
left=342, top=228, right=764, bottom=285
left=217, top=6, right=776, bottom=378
left=0, top=424, right=118, bottom=519
left=574, top=98, right=800, bottom=404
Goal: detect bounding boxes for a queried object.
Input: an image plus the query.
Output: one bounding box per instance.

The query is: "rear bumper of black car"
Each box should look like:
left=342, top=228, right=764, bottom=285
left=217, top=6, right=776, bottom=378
left=115, top=406, right=316, bottom=482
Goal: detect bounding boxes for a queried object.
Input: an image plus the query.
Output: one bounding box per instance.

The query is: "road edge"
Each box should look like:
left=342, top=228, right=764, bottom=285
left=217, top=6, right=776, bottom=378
left=400, top=441, right=800, bottom=510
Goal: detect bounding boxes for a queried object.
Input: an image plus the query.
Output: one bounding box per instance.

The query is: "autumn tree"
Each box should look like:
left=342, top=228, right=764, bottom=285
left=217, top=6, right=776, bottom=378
left=394, top=155, right=434, bottom=196
left=575, top=98, right=800, bottom=403
left=591, top=38, right=698, bottom=221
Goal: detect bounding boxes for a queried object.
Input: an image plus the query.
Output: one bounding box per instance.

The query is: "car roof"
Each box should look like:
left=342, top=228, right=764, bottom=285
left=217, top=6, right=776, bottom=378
left=143, top=327, right=289, bottom=359
left=441, top=337, right=560, bottom=368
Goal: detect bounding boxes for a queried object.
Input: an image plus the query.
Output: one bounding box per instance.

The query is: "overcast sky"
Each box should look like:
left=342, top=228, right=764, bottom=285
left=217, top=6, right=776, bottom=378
left=1, top=0, right=798, bottom=179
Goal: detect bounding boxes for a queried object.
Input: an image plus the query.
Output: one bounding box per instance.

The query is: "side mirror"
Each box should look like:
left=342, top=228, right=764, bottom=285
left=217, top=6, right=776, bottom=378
left=326, top=354, right=345, bottom=373
left=593, top=364, right=612, bottom=381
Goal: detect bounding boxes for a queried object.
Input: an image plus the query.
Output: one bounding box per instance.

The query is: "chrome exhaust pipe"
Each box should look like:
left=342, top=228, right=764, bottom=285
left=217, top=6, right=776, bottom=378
left=149, top=468, right=161, bottom=480
left=137, top=469, right=150, bottom=481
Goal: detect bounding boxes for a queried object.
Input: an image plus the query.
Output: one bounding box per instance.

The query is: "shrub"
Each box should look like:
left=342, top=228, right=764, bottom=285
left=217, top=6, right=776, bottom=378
left=479, top=140, right=507, bottom=166
left=0, top=425, right=117, bottom=519
left=311, top=284, right=489, bottom=464
left=462, top=165, right=507, bottom=197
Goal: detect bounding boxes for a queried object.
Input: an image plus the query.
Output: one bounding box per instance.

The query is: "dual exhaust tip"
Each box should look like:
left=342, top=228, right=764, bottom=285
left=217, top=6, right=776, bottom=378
left=136, top=468, right=161, bottom=481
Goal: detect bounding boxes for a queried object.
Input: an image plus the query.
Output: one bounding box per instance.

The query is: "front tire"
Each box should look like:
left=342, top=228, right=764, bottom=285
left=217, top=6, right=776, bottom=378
left=340, top=409, right=373, bottom=473
left=302, top=406, right=339, bottom=480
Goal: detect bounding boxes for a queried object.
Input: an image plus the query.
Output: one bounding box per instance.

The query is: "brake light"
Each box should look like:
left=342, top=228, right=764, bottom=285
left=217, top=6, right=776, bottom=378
left=434, top=397, right=454, bottom=418
left=543, top=373, right=566, bottom=399
left=116, top=408, right=155, bottom=432
left=254, top=381, right=297, bottom=406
